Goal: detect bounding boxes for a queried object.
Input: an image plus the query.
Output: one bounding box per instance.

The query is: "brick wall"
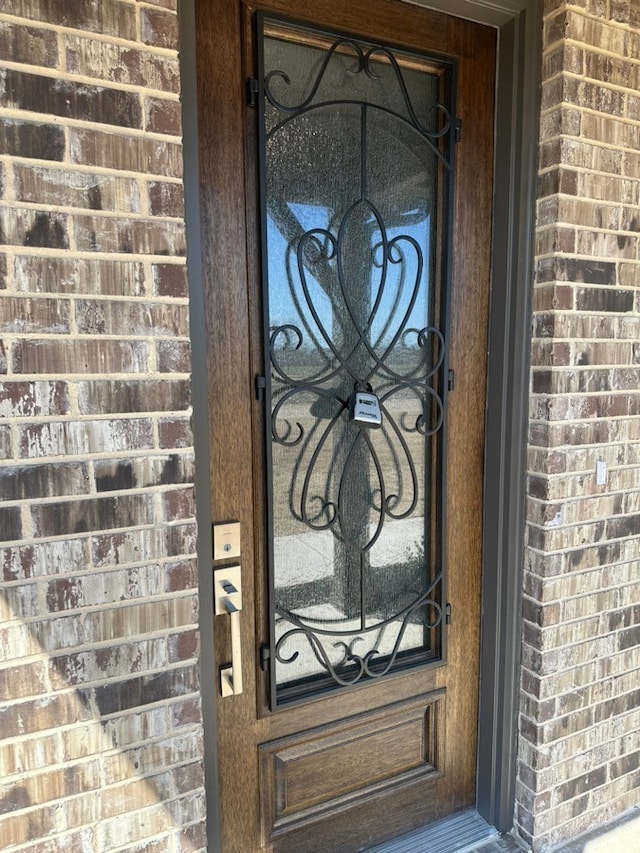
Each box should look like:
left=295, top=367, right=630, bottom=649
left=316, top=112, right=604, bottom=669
left=518, top=2, right=640, bottom=850
left=0, top=3, right=206, bottom=851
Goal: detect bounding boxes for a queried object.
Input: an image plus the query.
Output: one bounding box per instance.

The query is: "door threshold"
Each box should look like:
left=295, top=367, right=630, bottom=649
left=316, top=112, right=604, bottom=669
left=364, top=809, right=499, bottom=853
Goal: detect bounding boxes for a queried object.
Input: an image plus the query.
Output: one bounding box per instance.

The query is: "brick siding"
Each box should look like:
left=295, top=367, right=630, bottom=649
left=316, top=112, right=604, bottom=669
left=518, top=2, right=640, bottom=850
left=0, top=2, right=206, bottom=852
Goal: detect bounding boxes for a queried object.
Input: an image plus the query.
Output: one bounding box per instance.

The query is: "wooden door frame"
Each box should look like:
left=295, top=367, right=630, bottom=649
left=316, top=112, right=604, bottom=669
left=179, top=0, right=542, bottom=848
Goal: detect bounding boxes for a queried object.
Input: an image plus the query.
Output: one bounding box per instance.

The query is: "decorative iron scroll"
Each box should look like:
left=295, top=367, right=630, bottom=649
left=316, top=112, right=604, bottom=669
left=261, top=23, right=454, bottom=698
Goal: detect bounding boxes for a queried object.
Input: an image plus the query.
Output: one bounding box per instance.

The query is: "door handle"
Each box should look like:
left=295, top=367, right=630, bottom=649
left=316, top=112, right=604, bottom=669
left=214, top=565, right=243, bottom=696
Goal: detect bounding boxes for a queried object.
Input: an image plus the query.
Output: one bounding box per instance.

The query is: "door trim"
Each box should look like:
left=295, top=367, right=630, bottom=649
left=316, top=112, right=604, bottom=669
left=178, top=0, right=542, bottom=847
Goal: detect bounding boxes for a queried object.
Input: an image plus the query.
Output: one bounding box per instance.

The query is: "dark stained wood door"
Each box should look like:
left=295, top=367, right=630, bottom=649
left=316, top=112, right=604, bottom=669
left=195, top=1, right=495, bottom=850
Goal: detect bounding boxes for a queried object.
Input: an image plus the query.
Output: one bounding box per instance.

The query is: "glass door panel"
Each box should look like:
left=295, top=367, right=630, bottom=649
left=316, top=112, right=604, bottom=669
left=258, top=16, right=455, bottom=705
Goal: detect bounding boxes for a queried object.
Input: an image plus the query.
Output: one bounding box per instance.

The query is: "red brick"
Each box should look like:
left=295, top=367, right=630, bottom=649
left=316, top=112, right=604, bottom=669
left=94, top=454, right=194, bottom=491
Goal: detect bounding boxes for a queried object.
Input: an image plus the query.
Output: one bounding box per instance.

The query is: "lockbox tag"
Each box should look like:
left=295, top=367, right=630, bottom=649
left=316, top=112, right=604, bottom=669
left=349, top=391, right=382, bottom=428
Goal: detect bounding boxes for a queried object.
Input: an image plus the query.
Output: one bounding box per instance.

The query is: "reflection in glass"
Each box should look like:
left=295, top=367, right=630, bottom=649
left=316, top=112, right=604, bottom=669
left=259, top=19, right=454, bottom=702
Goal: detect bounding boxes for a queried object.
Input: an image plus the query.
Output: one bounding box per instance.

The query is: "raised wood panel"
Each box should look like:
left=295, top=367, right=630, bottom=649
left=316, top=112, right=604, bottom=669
left=260, top=692, right=445, bottom=842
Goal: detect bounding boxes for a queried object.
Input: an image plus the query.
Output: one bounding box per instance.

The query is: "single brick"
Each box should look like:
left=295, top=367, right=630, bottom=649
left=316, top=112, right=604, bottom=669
left=168, top=629, right=199, bottom=663
left=73, top=215, right=186, bottom=255
left=83, top=597, right=196, bottom=645
left=153, top=263, right=188, bottom=298
left=0, top=660, right=47, bottom=702
left=31, top=494, right=154, bottom=537
left=575, top=288, right=634, bottom=313
left=157, top=340, right=192, bottom=373
left=0, top=22, right=58, bottom=67
left=618, top=626, right=640, bottom=650
left=0, top=381, right=70, bottom=417
left=162, top=487, right=196, bottom=521
left=14, top=165, right=141, bottom=214
left=0, top=120, right=65, bottom=160
left=166, top=522, right=197, bottom=557
left=170, top=697, right=202, bottom=727
left=0, top=506, right=22, bottom=541
left=8, top=0, right=137, bottom=39
left=166, top=559, right=198, bottom=592
left=75, top=300, right=189, bottom=337
left=12, top=339, right=148, bottom=375
left=94, top=454, right=194, bottom=491
left=1, top=69, right=141, bottom=128
left=144, top=97, right=182, bottom=135
left=0, top=693, right=92, bottom=739
left=158, top=417, right=193, bottom=449
left=65, top=36, right=180, bottom=92
left=0, top=463, right=89, bottom=501
left=1, top=539, right=90, bottom=581
left=93, top=666, right=199, bottom=716
left=91, top=527, right=164, bottom=568
left=148, top=181, right=185, bottom=217
left=0, top=208, right=69, bottom=249
left=14, top=256, right=146, bottom=297
left=78, top=379, right=191, bottom=414
left=140, top=7, right=179, bottom=49
left=19, top=418, right=155, bottom=459
left=547, top=258, right=616, bottom=285
left=0, top=296, right=71, bottom=334
left=52, top=639, right=171, bottom=685
left=564, top=77, right=625, bottom=116
left=70, top=128, right=183, bottom=178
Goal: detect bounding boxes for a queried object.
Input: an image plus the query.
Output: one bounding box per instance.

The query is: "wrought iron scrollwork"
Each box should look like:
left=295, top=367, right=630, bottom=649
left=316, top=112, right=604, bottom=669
left=261, top=23, right=452, bottom=696
left=264, top=37, right=453, bottom=166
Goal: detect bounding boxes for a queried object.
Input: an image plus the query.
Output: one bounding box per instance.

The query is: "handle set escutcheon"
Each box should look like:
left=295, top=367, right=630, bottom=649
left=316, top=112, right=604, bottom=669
left=214, top=565, right=243, bottom=696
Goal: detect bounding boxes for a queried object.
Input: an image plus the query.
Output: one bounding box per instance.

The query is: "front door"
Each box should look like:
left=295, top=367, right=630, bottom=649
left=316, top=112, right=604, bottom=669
left=195, top=1, right=495, bottom=850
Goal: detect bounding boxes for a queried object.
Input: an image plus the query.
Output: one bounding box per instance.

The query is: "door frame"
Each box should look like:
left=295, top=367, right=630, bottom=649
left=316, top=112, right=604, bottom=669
left=178, top=0, right=542, bottom=847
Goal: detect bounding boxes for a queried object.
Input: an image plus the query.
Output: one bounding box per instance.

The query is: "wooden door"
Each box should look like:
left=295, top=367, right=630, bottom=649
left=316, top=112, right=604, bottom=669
left=195, top=1, right=495, bottom=850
